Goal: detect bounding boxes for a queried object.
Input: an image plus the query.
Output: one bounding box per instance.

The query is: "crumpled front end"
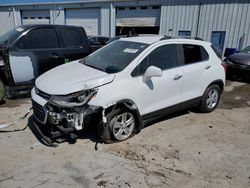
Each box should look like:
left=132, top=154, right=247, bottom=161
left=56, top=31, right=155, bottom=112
left=31, top=87, right=102, bottom=145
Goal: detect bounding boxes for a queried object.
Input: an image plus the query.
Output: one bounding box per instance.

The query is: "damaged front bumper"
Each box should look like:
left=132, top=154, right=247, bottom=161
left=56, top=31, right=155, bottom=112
left=31, top=88, right=103, bottom=144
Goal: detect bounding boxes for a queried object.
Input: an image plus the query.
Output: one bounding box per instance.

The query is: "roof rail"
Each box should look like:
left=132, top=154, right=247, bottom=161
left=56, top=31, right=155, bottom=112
left=160, top=35, right=204, bottom=41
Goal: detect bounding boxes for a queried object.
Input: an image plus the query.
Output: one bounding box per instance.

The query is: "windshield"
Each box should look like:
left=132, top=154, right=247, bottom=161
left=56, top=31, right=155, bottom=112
left=0, top=27, right=24, bottom=46
left=241, top=46, right=250, bottom=54
left=82, top=40, right=148, bottom=73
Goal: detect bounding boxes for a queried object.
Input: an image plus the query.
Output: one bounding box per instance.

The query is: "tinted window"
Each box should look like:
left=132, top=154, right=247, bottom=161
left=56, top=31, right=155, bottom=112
left=88, top=37, right=96, bottom=43
left=183, top=44, right=209, bottom=64
left=82, top=41, right=148, bottom=74
left=0, top=27, right=23, bottom=46
left=18, top=28, right=58, bottom=49
left=99, top=37, right=110, bottom=43
left=132, top=44, right=180, bottom=76
left=61, top=28, right=83, bottom=48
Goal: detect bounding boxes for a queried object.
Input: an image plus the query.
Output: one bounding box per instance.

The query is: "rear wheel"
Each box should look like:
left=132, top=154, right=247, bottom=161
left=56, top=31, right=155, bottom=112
left=0, top=79, right=5, bottom=102
left=198, top=85, right=221, bottom=113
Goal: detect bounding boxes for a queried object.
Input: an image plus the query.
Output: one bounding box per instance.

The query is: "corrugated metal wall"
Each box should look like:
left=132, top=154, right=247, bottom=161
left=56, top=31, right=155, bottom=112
left=0, top=8, right=15, bottom=35
left=160, top=0, right=250, bottom=50
left=0, top=0, right=250, bottom=51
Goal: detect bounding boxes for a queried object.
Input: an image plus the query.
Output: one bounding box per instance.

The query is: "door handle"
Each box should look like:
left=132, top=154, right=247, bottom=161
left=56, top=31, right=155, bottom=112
left=205, top=65, right=211, bottom=70
left=51, top=53, right=59, bottom=59
left=173, top=75, right=182, bottom=80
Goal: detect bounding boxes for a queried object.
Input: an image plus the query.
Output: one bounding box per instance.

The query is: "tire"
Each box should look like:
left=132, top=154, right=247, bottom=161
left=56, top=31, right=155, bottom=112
left=98, top=108, right=137, bottom=143
left=0, top=78, right=5, bottom=103
left=198, top=85, right=221, bottom=113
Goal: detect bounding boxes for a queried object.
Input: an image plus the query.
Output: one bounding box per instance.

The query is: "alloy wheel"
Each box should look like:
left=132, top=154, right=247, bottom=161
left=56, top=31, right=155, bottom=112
left=206, top=88, right=219, bottom=109
left=112, top=112, right=135, bottom=141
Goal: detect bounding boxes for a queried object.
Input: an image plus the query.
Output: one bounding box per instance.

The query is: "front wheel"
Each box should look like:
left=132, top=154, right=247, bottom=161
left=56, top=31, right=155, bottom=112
left=198, top=85, right=221, bottom=113
left=0, top=79, right=5, bottom=103
left=98, top=108, right=137, bottom=143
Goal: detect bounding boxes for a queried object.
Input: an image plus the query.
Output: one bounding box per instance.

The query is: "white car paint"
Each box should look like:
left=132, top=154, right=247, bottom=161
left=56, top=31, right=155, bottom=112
left=36, top=61, right=115, bottom=95
left=32, top=36, right=225, bottom=127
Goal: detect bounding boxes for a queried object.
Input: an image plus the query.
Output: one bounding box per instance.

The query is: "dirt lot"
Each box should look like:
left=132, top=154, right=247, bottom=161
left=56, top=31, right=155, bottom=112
left=0, top=81, right=250, bottom=188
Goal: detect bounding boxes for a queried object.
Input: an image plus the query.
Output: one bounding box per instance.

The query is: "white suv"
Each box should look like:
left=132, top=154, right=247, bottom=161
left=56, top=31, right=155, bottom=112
left=31, top=36, right=225, bottom=144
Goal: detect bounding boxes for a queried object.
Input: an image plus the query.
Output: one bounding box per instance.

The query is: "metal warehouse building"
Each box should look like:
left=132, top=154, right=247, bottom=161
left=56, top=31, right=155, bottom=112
left=0, top=0, right=250, bottom=54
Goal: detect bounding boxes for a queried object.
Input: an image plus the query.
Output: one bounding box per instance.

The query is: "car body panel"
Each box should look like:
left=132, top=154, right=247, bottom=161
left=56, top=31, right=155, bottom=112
left=228, top=53, right=250, bottom=65
left=31, top=36, right=225, bottom=141
left=36, top=61, right=115, bottom=95
left=226, top=46, right=250, bottom=79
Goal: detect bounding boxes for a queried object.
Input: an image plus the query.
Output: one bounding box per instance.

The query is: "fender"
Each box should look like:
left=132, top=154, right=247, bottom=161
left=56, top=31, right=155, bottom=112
left=103, top=99, right=144, bottom=132
left=206, top=79, right=224, bottom=93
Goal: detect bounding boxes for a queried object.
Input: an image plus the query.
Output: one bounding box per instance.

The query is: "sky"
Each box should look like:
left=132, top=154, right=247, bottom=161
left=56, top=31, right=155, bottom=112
left=0, top=0, right=82, bottom=5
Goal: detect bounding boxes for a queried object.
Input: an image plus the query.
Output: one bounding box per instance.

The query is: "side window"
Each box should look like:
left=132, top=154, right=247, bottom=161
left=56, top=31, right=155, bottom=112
left=99, top=37, right=109, bottom=43
left=61, top=28, right=83, bottom=48
left=182, top=44, right=209, bottom=64
left=89, top=37, right=96, bottom=44
left=18, top=28, right=58, bottom=49
left=131, top=44, right=180, bottom=77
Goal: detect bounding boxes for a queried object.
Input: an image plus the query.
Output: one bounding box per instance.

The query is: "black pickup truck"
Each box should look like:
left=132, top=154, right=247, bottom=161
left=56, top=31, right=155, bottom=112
left=0, top=24, right=91, bottom=102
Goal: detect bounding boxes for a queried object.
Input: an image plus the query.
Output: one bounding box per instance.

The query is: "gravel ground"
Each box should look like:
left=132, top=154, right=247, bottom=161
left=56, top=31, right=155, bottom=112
left=0, top=81, right=250, bottom=188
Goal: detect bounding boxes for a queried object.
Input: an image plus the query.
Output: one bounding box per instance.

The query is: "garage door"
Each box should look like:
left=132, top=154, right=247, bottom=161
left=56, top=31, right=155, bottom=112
left=116, top=6, right=161, bottom=27
left=65, top=8, right=100, bottom=36
left=22, top=10, right=50, bottom=25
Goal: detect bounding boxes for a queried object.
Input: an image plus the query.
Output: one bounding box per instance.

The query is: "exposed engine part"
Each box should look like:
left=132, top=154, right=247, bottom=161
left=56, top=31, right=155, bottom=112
left=48, top=110, right=84, bottom=130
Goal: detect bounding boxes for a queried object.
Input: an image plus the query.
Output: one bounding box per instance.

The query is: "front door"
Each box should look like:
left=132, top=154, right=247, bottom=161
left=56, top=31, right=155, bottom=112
left=132, top=44, right=183, bottom=118
left=9, top=27, right=64, bottom=85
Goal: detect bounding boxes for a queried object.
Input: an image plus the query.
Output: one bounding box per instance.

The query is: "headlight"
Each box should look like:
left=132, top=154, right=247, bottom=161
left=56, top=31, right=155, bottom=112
left=50, top=89, right=97, bottom=108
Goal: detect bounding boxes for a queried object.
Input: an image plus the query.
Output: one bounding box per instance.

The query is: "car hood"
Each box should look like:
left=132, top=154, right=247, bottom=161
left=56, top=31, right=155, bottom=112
left=36, top=61, right=115, bottom=95
left=228, top=53, right=250, bottom=65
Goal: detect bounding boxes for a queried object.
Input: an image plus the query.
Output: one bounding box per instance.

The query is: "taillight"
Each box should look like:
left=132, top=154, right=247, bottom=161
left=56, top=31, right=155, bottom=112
left=221, top=62, right=227, bottom=72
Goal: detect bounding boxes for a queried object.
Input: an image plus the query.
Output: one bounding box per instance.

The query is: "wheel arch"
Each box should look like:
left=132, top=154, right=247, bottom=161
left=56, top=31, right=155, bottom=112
left=206, top=79, right=224, bottom=94
left=104, top=99, right=143, bottom=132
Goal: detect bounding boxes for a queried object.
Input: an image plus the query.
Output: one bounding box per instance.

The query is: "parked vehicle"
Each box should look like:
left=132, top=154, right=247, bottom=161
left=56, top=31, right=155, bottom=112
left=106, top=36, right=122, bottom=44
left=0, top=24, right=90, bottom=102
left=225, top=45, right=250, bottom=80
left=88, top=36, right=111, bottom=52
left=31, top=36, right=225, bottom=145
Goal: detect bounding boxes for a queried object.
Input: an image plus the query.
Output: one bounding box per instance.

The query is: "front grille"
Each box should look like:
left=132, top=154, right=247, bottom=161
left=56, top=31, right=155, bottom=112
left=37, top=88, right=51, bottom=100
left=32, top=100, right=46, bottom=123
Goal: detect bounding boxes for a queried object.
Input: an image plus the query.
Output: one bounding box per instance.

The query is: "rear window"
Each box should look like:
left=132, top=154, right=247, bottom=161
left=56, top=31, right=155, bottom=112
left=183, top=44, right=209, bottom=64
left=61, top=28, right=83, bottom=48
left=18, top=28, right=58, bottom=49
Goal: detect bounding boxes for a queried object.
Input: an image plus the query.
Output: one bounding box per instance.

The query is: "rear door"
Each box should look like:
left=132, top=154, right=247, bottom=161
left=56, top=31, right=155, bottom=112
left=9, top=27, right=64, bottom=85
left=59, top=27, right=90, bottom=62
left=180, top=44, right=211, bottom=102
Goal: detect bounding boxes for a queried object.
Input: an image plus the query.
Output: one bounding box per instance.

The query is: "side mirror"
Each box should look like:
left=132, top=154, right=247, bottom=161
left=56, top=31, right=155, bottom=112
left=143, top=66, right=162, bottom=83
